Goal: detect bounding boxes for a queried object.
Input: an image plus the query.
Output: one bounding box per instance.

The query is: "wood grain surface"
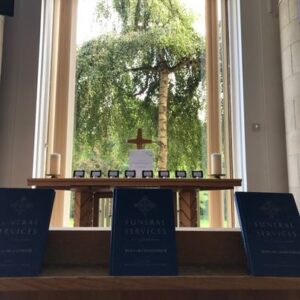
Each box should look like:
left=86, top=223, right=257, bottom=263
left=0, top=230, right=299, bottom=299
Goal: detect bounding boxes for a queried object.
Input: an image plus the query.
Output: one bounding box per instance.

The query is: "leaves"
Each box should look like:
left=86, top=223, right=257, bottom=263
left=73, top=0, right=207, bottom=174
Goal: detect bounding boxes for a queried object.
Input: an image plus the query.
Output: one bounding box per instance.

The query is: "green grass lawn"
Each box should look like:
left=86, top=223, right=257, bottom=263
left=199, top=219, right=209, bottom=228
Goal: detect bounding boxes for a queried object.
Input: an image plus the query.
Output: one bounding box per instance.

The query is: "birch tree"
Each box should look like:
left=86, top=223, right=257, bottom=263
left=74, top=0, right=205, bottom=171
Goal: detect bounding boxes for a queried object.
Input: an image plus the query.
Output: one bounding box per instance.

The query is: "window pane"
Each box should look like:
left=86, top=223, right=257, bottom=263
left=71, top=0, right=231, bottom=228
left=74, top=0, right=207, bottom=176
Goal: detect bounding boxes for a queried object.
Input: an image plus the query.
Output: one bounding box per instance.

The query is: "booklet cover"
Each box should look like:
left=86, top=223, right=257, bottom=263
left=110, top=188, right=177, bottom=276
left=235, top=192, right=300, bottom=276
left=0, top=188, right=55, bottom=276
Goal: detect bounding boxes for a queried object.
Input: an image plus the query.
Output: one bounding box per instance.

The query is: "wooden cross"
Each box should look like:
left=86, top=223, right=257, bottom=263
left=127, top=128, right=152, bottom=149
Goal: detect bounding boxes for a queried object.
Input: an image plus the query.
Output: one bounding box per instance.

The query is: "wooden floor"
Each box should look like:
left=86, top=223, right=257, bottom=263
left=0, top=229, right=299, bottom=300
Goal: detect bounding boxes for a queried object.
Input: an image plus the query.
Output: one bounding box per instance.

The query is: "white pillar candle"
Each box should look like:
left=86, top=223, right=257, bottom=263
left=211, top=153, right=222, bottom=175
left=49, top=153, right=61, bottom=176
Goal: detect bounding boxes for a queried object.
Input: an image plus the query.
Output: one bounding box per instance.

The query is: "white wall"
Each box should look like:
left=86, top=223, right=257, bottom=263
left=240, top=0, right=289, bottom=192
left=279, top=0, right=300, bottom=208
left=0, top=0, right=42, bottom=187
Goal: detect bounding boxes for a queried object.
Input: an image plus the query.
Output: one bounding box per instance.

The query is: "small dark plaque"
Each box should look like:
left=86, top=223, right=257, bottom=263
left=90, top=170, right=102, bottom=178
left=0, top=188, right=55, bottom=276
left=73, top=170, right=85, bottom=178
left=158, top=170, right=170, bottom=178
left=125, top=170, right=136, bottom=178
left=0, top=0, right=14, bottom=17
left=192, top=170, right=203, bottom=178
left=110, top=188, right=177, bottom=276
left=108, top=170, right=120, bottom=178
left=175, top=170, right=186, bottom=178
left=142, top=170, right=154, bottom=178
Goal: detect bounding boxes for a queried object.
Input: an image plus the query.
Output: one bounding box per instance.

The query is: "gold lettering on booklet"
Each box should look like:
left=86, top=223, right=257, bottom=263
left=0, top=219, right=39, bottom=236
left=124, top=219, right=167, bottom=236
left=254, top=221, right=297, bottom=238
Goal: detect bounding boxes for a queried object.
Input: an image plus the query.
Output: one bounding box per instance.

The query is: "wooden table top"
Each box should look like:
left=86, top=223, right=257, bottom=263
left=28, top=178, right=242, bottom=191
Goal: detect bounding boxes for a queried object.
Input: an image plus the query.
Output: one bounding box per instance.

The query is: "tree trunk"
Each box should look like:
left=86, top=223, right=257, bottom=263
left=158, top=69, right=169, bottom=170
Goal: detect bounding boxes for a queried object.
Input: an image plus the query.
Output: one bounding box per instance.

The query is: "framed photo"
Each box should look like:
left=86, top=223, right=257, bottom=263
left=125, top=170, right=136, bottom=178
left=175, top=170, right=186, bottom=178
left=73, top=170, right=85, bottom=178
left=108, top=170, right=120, bottom=178
left=90, top=170, right=102, bottom=178
left=142, top=170, right=154, bottom=178
left=158, top=170, right=170, bottom=178
left=192, top=170, right=203, bottom=179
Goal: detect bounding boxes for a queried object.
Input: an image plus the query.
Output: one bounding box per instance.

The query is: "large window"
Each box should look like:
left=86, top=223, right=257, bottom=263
left=74, top=0, right=207, bottom=174
left=44, top=0, right=233, bottom=228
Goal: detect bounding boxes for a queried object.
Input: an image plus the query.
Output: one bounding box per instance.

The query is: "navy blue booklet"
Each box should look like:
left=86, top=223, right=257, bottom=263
left=235, top=192, right=300, bottom=276
left=110, top=188, right=177, bottom=276
left=0, top=188, right=55, bottom=276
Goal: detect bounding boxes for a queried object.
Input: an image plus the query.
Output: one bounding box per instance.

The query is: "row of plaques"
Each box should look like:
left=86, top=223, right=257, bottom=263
left=73, top=170, right=204, bottom=179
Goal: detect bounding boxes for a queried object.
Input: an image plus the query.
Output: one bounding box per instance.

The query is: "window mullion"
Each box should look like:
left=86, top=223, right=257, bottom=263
left=47, top=0, right=78, bottom=227
left=206, top=0, right=222, bottom=228
left=221, top=0, right=235, bottom=227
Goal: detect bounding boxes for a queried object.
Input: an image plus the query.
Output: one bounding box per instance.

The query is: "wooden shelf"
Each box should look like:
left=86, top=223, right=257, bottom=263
left=1, top=230, right=299, bottom=300
left=1, top=265, right=299, bottom=292
left=27, top=177, right=242, bottom=191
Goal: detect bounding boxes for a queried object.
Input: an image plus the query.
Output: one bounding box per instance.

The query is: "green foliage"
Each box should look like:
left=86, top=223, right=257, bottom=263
left=73, top=0, right=207, bottom=174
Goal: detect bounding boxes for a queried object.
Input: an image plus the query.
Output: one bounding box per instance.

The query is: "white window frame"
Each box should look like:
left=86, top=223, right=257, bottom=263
left=227, top=0, right=247, bottom=193
left=33, top=0, right=54, bottom=178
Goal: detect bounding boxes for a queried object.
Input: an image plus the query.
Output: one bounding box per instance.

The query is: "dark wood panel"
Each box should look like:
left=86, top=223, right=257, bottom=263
left=0, top=272, right=300, bottom=292
left=178, top=190, right=198, bottom=227
left=43, top=229, right=247, bottom=267
left=0, top=230, right=299, bottom=300
left=1, top=291, right=300, bottom=300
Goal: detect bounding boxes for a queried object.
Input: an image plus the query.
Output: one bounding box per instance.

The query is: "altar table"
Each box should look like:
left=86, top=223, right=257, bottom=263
left=27, top=178, right=242, bottom=227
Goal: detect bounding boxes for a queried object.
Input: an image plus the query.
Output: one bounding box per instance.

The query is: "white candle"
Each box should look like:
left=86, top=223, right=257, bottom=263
left=49, top=153, right=61, bottom=176
left=211, top=153, right=222, bottom=175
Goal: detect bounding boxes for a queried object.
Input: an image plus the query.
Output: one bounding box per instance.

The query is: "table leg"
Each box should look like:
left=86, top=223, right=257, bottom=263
left=178, top=189, right=198, bottom=227
left=172, top=190, right=178, bottom=227
left=74, top=191, right=94, bottom=227
left=93, top=196, right=99, bottom=227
